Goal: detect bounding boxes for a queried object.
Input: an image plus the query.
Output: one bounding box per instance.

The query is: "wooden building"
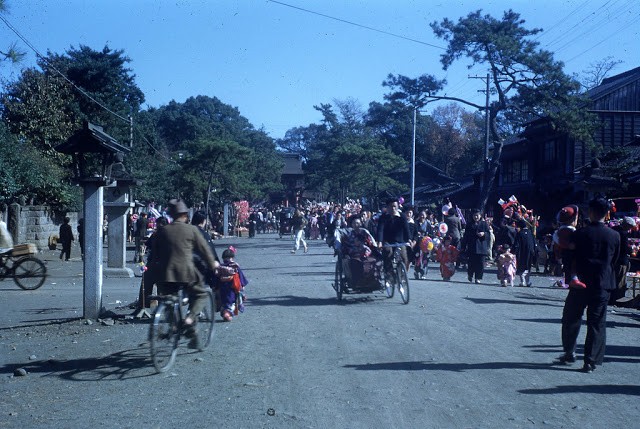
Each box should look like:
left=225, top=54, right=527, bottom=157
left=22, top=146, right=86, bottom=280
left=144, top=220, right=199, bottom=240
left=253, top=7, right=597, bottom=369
left=491, top=66, right=640, bottom=228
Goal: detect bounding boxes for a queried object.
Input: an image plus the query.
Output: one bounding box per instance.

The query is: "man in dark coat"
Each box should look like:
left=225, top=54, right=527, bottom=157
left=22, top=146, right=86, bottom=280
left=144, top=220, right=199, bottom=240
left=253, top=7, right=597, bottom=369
left=443, top=208, right=462, bottom=248
left=59, top=216, right=74, bottom=261
left=513, top=218, right=537, bottom=287
left=558, top=197, right=620, bottom=373
left=377, top=198, right=411, bottom=281
left=134, top=212, right=149, bottom=262
left=461, top=209, right=490, bottom=283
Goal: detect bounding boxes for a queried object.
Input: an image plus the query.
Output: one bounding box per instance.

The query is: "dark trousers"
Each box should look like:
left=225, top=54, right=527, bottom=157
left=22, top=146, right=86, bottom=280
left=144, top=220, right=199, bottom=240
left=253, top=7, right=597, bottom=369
left=561, top=288, right=610, bottom=365
left=60, top=241, right=71, bottom=261
left=467, top=254, right=485, bottom=280
left=382, top=246, right=408, bottom=280
left=157, top=281, right=209, bottom=319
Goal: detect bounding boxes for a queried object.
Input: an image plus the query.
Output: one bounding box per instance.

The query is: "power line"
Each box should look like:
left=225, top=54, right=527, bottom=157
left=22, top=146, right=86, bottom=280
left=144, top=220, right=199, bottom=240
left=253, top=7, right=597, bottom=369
left=267, top=0, right=446, bottom=50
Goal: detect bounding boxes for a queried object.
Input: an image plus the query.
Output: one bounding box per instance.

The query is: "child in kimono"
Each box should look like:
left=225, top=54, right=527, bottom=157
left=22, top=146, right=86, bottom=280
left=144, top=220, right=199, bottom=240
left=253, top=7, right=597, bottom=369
left=497, top=244, right=517, bottom=287
left=217, top=247, right=249, bottom=322
left=436, top=235, right=459, bottom=281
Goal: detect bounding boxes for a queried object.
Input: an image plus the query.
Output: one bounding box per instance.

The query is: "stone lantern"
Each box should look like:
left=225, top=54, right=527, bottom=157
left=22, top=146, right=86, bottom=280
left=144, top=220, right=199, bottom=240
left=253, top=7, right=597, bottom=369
left=56, top=122, right=130, bottom=319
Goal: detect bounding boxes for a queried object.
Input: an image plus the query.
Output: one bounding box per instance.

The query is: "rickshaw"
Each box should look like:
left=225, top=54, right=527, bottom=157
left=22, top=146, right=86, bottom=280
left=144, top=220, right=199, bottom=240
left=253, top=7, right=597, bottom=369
left=331, top=228, right=410, bottom=304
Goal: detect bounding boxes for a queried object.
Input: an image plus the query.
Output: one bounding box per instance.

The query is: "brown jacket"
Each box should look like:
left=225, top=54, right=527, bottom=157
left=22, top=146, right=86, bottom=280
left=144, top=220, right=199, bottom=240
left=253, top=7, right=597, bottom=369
left=150, top=220, right=217, bottom=284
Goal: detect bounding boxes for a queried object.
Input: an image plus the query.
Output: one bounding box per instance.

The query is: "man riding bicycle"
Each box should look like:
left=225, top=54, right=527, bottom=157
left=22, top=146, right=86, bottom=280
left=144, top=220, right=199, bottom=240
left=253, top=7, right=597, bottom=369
left=150, top=199, right=219, bottom=348
left=377, top=198, right=411, bottom=281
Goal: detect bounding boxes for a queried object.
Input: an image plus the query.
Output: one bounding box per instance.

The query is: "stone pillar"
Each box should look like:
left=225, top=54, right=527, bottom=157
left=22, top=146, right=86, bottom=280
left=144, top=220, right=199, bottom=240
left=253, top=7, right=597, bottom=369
left=83, top=181, right=104, bottom=319
left=103, top=182, right=134, bottom=278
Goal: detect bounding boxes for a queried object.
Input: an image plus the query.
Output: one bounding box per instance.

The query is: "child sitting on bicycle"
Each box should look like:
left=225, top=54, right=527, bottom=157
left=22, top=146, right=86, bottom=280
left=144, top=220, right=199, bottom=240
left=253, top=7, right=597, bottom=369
left=217, top=247, right=249, bottom=322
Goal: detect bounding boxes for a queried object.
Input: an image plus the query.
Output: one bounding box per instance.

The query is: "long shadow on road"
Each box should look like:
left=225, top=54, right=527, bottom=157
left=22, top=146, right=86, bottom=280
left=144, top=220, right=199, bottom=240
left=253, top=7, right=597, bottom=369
left=515, top=317, right=640, bottom=329
left=519, top=384, right=640, bottom=396
left=343, top=360, right=577, bottom=373
left=249, top=295, right=380, bottom=306
left=1, top=346, right=167, bottom=381
left=465, top=297, right=563, bottom=307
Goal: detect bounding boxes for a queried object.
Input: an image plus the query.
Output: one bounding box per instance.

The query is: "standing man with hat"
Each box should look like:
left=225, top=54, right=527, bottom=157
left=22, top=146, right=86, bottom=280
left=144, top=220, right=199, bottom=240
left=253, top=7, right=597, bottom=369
left=558, top=197, right=620, bottom=373
left=150, top=199, right=219, bottom=348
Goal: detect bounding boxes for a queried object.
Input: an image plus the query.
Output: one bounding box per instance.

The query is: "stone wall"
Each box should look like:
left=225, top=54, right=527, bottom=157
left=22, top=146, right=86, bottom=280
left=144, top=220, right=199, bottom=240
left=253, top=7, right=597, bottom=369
left=6, top=204, right=79, bottom=250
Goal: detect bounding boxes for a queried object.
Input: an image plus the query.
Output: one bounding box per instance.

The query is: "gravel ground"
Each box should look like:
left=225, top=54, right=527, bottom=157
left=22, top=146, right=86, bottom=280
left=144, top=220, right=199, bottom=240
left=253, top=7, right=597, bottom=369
left=1, top=234, right=639, bottom=428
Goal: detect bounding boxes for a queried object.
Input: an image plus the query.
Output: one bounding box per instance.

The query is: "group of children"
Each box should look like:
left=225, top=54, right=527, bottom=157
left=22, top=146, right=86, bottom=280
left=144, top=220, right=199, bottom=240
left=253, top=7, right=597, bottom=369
left=431, top=204, right=587, bottom=288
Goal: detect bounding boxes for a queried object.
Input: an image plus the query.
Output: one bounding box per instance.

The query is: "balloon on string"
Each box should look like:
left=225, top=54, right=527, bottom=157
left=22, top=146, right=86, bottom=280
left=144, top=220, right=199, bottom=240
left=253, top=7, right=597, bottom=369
left=420, top=236, right=434, bottom=252
left=398, top=197, right=405, bottom=205
left=438, top=222, right=448, bottom=235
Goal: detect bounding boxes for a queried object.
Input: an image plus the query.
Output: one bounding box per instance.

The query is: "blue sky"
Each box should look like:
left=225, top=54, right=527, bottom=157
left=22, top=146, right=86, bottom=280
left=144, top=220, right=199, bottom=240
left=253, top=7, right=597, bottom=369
left=1, top=0, right=638, bottom=139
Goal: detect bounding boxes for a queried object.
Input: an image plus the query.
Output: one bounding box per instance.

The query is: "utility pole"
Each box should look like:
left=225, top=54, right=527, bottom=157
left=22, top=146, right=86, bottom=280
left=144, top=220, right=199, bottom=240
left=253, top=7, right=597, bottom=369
left=411, top=107, right=416, bottom=207
left=469, top=73, right=492, bottom=182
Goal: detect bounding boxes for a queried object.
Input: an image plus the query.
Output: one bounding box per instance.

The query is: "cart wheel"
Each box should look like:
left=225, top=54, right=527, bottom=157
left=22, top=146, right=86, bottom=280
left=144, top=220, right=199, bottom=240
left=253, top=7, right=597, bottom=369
left=13, top=257, right=47, bottom=290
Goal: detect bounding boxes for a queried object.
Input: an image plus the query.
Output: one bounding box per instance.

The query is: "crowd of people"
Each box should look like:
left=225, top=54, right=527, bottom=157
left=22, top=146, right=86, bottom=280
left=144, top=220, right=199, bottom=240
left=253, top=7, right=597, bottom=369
left=71, top=194, right=639, bottom=372
left=280, top=194, right=636, bottom=374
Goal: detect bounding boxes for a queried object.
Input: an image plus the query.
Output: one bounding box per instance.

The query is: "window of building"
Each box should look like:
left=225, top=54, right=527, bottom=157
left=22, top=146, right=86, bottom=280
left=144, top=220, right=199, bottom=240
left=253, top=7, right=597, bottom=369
left=502, top=159, right=529, bottom=184
left=543, top=139, right=557, bottom=164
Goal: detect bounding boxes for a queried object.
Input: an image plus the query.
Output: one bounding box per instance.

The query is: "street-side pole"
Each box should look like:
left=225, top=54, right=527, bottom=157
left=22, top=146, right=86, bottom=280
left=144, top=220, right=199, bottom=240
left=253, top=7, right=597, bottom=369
left=83, top=182, right=104, bottom=319
left=411, top=107, right=417, bottom=207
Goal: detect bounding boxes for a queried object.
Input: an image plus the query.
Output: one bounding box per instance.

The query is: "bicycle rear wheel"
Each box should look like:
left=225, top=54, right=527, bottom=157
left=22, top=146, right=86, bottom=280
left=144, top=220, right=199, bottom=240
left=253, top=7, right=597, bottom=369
left=13, top=257, right=47, bottom=290
left=396, top=264, right=410, bottom=304
left=149, top=302, right=179, bottom=373
left=194, top=289, right=215, bottom=351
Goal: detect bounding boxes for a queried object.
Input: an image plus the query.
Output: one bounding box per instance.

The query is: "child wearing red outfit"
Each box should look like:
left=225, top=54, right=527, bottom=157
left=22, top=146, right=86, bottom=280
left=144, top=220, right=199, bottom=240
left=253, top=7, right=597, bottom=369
left=436, top=235, right=459, bottom=281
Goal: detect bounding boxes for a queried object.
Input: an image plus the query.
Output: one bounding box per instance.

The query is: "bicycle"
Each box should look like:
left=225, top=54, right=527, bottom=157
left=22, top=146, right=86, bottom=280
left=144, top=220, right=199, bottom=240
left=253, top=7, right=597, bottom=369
left=0, top=248, right=47, bottom=290
left=148, top=286, right=216, bottom=373
left=382, top=243, right=410, bottom=304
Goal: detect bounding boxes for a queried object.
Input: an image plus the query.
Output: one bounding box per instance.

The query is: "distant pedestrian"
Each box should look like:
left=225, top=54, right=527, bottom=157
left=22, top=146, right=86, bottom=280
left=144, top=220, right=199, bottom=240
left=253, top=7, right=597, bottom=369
left=134, top=212, right=149, bottom=262
left=59, top=216, right=74, bottom=261
left=461, top=209, right=490, bottom=284
left=558, top=197, right=620, bottom=373
left=513, top=218, right=536, bottom=287
left=291, top=208, right=308, bottom=254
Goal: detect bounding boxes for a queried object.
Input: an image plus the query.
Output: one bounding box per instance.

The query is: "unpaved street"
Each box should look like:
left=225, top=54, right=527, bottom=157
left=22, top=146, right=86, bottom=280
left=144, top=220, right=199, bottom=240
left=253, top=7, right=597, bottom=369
left=1, top=234, right=639, bottom=428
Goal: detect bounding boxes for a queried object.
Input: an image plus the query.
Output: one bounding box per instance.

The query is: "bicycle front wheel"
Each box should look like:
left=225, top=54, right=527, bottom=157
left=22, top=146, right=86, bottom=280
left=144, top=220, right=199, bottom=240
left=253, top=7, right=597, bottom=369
left=149, top=302, right=179, bottom=373
left=396, top=264, right=410, bottom=304
left=194, top=289, right=215, bottom=351
left=13, top=257, right=47, bottom=290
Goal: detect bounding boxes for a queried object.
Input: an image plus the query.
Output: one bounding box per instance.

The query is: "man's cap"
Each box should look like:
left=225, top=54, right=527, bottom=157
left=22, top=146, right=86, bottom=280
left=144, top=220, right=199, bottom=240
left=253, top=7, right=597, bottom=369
left=557, top=205, right=578, bottom=223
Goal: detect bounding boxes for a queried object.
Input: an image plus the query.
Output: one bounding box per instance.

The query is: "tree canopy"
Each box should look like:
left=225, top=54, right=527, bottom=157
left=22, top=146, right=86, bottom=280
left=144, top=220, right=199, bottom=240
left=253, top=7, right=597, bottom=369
left=384, top=9, right=595, bottom=209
